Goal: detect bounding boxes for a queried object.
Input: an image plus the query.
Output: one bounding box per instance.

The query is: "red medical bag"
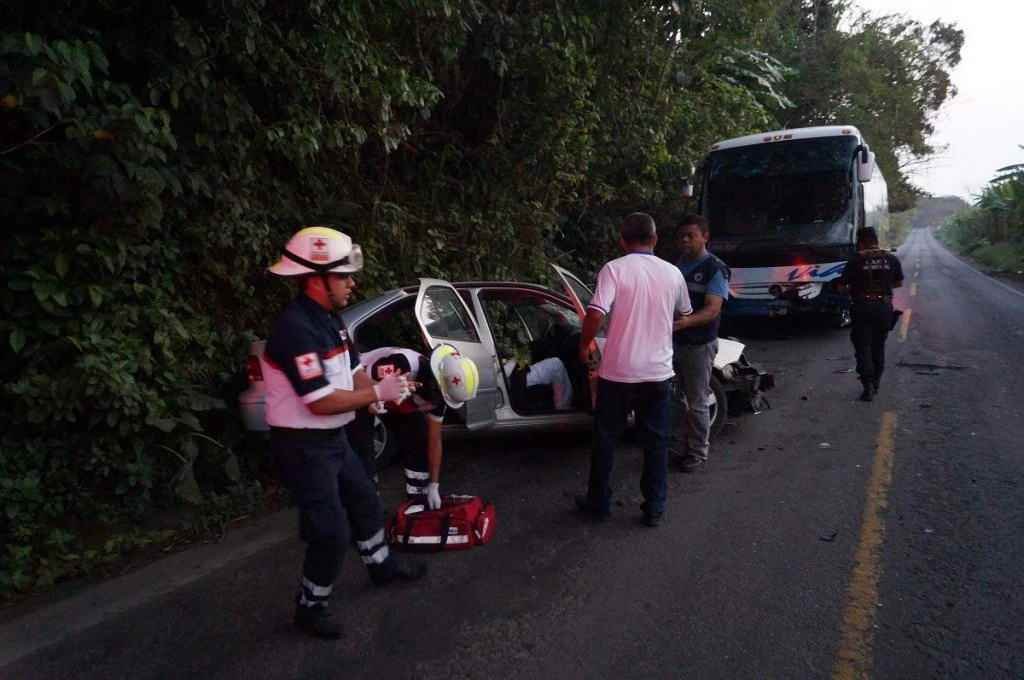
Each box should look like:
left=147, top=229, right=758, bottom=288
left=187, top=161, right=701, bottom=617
left=387, top=495, right=496, bottom=551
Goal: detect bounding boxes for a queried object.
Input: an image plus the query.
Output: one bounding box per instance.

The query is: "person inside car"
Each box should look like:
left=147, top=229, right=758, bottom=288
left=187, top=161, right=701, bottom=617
left=500, top=349, right=575, bottom=412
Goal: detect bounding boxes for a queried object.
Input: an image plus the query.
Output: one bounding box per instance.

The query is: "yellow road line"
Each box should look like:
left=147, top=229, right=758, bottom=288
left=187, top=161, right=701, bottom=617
left=898, top=308, right=912, bottom=342
left=832, top=412, right=898, bottom=680
left=910, top=283, right=917, bottom=297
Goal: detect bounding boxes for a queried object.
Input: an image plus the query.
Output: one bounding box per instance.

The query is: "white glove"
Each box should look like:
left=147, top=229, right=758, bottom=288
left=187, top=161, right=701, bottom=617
left=426, top=482, right=442, bottom=510
left=373, top=373, right=409, bottom=403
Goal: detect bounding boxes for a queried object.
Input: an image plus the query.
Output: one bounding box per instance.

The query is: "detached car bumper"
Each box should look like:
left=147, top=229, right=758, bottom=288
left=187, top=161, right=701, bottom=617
left=720, top=357, right=774, bottom=414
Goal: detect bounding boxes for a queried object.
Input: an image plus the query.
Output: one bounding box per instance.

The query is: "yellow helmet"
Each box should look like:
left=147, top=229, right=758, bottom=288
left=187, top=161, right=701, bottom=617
left=429, top=343, right=479, bottom=409
left=268, top=226, right=364, bottom=277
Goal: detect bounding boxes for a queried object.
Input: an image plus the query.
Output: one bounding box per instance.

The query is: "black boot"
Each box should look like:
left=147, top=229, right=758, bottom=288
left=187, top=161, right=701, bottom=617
left=294, top=605, right=342, bottom=639
left=371, top=555, right=427, bottom=587
left=859, top=382, right=875, bottom=402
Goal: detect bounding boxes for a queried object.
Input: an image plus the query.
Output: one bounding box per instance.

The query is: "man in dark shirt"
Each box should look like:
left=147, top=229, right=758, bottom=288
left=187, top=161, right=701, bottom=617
left=264, top=226, right=427, bottom=640
left=837, top=227, right=904, bottom=401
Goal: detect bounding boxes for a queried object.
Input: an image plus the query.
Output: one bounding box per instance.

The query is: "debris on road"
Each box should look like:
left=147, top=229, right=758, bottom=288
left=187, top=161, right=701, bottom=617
left=897, top=360, right=968, bottom=371
left=820, top=530, right=838, bottom=542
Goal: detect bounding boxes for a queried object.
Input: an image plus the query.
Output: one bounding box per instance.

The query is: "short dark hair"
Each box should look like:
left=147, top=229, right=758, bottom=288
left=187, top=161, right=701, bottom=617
left=677, top=214, right=709, bottom=236
left=620, top=212, right=657, bottom=244
left=857, top=227, right=879, bottom=246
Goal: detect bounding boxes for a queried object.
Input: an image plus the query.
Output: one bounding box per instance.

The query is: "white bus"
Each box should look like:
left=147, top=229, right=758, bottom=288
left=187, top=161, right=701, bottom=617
left=693, top=125, right=888, bottom=325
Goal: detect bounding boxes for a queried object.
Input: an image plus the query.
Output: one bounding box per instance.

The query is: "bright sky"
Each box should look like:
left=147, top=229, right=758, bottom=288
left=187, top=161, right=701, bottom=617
left=853, top=0, right=1024, bottom=200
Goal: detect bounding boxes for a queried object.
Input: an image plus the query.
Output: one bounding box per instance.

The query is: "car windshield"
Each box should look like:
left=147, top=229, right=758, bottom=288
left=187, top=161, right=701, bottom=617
left=705, top=136, right=858, bottom=247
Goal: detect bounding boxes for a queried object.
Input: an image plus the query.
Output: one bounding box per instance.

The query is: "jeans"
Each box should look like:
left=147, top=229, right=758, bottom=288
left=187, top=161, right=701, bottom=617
left=670, top=340, right=717, bottom=462
left=850, top=300, right=893, bottom=385
left=586, top=378, right=672, bottom=515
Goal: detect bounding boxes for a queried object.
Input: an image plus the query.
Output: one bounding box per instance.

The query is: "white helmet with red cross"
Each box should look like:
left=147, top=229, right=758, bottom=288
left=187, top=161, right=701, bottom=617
left=268, top=226, right=364, bottom=277
left=429, top=343, right=479, bottom=409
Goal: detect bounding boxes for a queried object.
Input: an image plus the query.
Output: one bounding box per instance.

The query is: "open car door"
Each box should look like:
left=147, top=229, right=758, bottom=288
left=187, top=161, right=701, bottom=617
left=550, top=264, right=603, bottom=409
left=550, top=264, right=592, bottom=319
left=413, top=278, right=498, bottom=430
left=550, top=264, right=606, bottom=349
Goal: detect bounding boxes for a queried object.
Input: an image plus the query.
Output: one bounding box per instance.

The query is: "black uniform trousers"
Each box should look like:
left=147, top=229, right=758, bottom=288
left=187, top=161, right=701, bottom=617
left=271, top=427, right=394, bottom=605
left=380, top=411, right=431, bottom=499
left=850, top=299, right=894, bottom=386
left=348, top=409, right=432, bottom=499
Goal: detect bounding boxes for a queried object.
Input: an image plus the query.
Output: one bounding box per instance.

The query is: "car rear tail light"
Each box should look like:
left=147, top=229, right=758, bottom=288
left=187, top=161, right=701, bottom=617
left=246, top=355, right=263, bottom=383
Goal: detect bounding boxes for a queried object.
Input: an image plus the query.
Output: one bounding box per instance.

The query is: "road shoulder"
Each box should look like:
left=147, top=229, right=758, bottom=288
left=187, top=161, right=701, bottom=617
left=0, top=509, right=294, bottom=669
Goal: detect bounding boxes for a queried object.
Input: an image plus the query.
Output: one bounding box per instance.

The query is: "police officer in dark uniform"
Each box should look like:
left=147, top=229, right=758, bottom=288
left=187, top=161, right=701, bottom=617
left=265, top=226, right=426, bottom=640
left=837, top=227, right=904, bottom=402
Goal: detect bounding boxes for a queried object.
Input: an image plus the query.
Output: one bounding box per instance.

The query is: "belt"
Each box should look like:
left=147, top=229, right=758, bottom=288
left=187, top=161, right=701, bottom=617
left=270, top=426, right=344, bottom=441
left=854, top=294, right=891, bottom=302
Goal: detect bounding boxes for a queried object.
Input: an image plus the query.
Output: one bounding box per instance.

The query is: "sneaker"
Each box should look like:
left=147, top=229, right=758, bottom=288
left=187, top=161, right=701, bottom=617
left=294, top=605, right=342, bottom=640
left=371, top=557, right=427, bottom=587
left=859, top=384, right=875, bottom=402
left=872, top=379, right=881, bottom=392
left=675, top=454, right=704, bottom=473
left=574, top=495, right=610, bottom=522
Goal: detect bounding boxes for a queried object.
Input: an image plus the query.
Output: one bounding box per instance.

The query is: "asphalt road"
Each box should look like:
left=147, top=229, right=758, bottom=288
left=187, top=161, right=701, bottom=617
left=3, top=228, right=1022, bottom=679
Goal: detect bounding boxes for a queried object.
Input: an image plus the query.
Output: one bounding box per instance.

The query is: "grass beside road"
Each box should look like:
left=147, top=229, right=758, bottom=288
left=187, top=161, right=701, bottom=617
left=935, top=220, right=1024, bottom=282
left=969, top=242, right=1024, bottom=275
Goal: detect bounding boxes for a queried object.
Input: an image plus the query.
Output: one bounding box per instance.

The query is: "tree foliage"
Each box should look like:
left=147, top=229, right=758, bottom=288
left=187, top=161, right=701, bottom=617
left=939, top=145, right=1024, bottom=266
left=0, top=0, right=964, bottom=594
left=766, top=0, right=964, bottom=210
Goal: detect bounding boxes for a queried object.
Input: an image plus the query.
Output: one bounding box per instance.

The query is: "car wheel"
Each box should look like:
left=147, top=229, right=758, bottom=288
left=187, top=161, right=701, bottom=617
left=709, top=375, right=728, bottom=439
left=372, top=416, right=400, bottom=471
left=668, top=375, right=728, bottom=444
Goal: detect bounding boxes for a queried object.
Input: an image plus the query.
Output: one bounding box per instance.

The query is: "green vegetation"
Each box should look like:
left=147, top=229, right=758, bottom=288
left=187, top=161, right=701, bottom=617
left=937, top=146, right=1024, bottom=274
left=1, top=1, right=963, bottom=596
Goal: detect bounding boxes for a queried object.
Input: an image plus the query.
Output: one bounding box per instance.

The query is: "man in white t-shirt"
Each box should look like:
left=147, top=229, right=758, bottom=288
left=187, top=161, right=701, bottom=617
left=575, top=213, right=691, bottom=527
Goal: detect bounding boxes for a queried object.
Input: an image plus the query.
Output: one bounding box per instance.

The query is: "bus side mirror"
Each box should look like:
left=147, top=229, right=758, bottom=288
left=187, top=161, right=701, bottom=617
left=858, top=148, right=875, bottom=183
left=681, top=161, right=696, bottom=198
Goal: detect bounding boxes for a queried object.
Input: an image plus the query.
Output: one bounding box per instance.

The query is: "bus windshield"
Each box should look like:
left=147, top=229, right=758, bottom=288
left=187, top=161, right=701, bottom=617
left=704, top=136, right=859, bottom=247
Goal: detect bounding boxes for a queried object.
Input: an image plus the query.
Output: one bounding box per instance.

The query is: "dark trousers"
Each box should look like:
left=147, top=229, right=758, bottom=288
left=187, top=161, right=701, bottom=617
left=850, top=300, right=893, bottom=386
left=271, top=427, right=393, bottom=606
left=380, top=411, right=432, bottom=498
left=586, top=378, right=672, bottom=514
left=347, top=410, right=379, bottom=482
left=348, top=409, right=432, bottom=498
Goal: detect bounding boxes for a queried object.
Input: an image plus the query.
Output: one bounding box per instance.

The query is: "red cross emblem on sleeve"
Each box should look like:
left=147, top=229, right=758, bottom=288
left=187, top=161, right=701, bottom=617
left=295, top=352, right=323, bottom=380
left=451, top=376, right=461, bottom=386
